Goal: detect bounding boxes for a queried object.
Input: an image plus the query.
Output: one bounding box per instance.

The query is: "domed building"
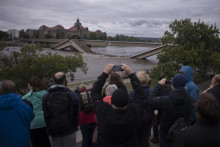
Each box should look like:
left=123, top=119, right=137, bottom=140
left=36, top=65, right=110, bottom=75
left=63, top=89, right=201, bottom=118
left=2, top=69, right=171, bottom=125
left=39, top=18, right=89, bottom=39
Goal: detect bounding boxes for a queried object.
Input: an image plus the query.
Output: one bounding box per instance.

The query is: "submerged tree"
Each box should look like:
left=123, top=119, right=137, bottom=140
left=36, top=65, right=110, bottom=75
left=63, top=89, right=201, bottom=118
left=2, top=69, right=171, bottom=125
left=151, top=18, right=220, bottom=79
left=0, top=45, right=87, bottom=91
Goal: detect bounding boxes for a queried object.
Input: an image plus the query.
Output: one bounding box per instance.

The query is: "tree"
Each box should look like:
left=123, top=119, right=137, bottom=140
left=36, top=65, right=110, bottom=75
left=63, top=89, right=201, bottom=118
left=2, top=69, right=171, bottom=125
left=151, top=18, right=220, bottom=79
left=89, top=32, right=97, bottom=40
left=44, top=34, right=53, bottom=39
left=0, top=31, right=9, bottom=40
left=0, top=45, right=87, bottom=91
left=101, top=32, right=107, bottom=40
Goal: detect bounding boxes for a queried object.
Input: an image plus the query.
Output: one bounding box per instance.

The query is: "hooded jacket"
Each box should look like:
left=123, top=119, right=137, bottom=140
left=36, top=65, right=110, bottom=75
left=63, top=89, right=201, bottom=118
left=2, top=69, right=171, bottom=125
left=180, top=66, right=199, bottom=102
left=22, top=89, right=47, bottom=129
left=0, top=93, right=34, bottom=147
left=180, top=66, right=199, bottom=121
left=91, top=72, right=144, bottom=147
left=147, top=84, right=192, bottom=139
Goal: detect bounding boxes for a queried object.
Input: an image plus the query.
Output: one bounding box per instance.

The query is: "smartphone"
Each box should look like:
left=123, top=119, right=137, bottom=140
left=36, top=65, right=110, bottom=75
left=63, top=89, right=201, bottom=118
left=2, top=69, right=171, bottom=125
left=112, top=65, right=123, bottom=71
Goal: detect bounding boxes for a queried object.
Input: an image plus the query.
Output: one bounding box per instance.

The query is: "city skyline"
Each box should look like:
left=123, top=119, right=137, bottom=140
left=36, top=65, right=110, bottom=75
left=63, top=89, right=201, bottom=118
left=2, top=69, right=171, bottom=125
left=0, top=0, right=219, bottom=38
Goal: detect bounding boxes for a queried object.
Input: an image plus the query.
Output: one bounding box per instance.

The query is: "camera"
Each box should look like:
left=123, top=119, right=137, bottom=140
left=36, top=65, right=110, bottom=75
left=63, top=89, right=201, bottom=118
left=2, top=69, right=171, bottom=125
left=112, top=65, right=123, bottom=71
left=165, top=79, right=171, bottom=84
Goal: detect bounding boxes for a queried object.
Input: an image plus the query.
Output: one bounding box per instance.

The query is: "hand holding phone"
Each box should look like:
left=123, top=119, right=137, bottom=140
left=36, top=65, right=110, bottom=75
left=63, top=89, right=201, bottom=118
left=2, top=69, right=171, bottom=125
left=112, top=65, right=123, bottom=71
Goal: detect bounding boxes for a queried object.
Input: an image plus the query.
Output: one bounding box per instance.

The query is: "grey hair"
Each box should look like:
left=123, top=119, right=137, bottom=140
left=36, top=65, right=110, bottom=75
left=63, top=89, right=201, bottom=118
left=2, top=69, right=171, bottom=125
left=105, top=84, right=118, bottom=96
left=0, top=80, right=16, bottom=95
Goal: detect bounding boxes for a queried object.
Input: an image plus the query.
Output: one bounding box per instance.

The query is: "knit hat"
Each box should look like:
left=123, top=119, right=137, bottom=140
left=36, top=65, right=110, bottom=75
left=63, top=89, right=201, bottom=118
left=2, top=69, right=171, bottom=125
left=105, top=84, right=118, bottom=96
left=172, top=74, right=185, bottom=88
left=111, top=89, right=129, bottom=107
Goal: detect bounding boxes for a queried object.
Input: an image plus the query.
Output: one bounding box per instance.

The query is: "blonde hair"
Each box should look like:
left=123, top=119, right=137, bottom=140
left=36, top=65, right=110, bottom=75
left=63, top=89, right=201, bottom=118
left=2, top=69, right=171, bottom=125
left=137, top=71, right=149, bottom=85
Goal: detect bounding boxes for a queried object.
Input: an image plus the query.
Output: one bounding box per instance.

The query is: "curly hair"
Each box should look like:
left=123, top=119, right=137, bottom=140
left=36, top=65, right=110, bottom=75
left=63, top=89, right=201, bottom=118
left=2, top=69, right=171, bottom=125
left=211, top=74, right=220, bottom=86
left=196, top=92, right=220, bottom=125
left=109, top=73, right=124, bottom=87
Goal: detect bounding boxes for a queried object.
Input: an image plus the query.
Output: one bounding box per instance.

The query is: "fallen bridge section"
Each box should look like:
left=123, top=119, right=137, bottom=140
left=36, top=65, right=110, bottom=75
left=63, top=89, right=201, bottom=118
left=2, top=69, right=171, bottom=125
left=51, top=39, right=93, bottom=54
left=130, top=45, right=166, bottom=59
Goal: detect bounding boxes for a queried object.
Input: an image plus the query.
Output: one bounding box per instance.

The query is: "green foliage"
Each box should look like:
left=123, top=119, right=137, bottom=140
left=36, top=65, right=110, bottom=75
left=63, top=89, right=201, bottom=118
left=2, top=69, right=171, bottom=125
left=107, top=34, right=152, bottom=42
left=89, top=32, right=98, bottom=40
left=44, top=34, right=53, bottom=39
left=0, top=45, right=87, bottom=90
left=0, top=42, right=6, bottom=50
left=89, top=32, right=107, bottom=40
left=151, top=18, right=220, bottom=79
left=0, top=31, right=9, bottom=40
left=107, top=34, right=136, bottom=42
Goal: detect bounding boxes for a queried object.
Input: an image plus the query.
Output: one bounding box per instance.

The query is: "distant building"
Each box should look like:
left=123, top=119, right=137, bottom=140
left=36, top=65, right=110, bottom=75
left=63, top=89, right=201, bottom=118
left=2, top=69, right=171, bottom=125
left=7, top=29, right=19, bottom=38
left=39, top=18, right=90, bottom=39
left=26, top=29, right=39, bottom=38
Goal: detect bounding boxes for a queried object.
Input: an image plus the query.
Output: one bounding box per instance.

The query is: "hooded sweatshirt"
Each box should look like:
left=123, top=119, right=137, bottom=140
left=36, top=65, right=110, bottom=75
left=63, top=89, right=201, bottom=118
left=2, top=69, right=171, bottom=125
left=180, top=66, right=199, bottom=102
left=180, top=66, right=199, bottom=121
left=0, top=93, right=34, bottom=147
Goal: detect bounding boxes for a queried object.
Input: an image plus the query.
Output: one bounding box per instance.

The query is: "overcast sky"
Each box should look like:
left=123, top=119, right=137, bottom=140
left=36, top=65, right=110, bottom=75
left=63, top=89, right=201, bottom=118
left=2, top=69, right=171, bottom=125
left=0, top=0, right=219, bottom=37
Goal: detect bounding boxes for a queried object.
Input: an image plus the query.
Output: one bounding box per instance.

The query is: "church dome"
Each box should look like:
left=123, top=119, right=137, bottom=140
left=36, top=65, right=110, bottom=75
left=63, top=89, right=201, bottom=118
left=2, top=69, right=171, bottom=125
left=96, top=30, right=102, bottom=33
left=54, top=25, right=64, bottom=29
left=39, top=25, right=48, bottom=30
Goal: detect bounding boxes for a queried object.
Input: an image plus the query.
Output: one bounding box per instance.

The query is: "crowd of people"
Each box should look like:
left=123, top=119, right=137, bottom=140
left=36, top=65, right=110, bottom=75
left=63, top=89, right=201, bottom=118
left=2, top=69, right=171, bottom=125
left=0, top=64, right=219, bottom=147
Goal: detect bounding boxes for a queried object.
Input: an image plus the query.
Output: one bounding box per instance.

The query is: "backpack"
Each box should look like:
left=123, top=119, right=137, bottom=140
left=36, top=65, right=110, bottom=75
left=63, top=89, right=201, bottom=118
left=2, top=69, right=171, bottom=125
left=167, top=117, right=187, bottom=141
left=79, top=89, right=94, bottom=112
left=44, top=89, right=77, bottom=136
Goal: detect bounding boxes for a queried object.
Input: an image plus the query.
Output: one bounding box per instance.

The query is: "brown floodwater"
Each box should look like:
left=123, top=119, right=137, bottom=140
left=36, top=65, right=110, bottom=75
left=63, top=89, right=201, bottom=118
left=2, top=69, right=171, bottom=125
left=3, top=46, right=158, bottom=84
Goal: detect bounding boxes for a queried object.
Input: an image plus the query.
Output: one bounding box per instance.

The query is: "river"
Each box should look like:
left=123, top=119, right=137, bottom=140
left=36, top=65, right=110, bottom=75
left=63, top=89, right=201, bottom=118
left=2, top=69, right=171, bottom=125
left=3, top=46, right=158, bottom=84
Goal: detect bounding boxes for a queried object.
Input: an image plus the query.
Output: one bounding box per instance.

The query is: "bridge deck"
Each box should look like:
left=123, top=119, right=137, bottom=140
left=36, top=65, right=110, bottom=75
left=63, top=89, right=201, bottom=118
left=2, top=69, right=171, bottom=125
left=130, top=45, right=166, bottom=59
left=51, top=39, right=93, bottom=54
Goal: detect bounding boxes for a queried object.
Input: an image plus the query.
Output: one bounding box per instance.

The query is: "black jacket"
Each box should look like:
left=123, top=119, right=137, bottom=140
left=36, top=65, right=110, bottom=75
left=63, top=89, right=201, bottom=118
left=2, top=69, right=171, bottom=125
left=91, top=72, right=144, bottom=147
left=172, top=125, right=220, bottom=147
left=147, top=84, right=192, bottom=139
left=207, top=85, right=220, bottom=100
left=42, top=85, right=79, bottom=137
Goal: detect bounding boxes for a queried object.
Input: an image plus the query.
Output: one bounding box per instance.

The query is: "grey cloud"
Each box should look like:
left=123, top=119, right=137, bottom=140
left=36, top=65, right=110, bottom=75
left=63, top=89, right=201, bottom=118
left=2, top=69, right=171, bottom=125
left=0, top=0, right=219, bottom=37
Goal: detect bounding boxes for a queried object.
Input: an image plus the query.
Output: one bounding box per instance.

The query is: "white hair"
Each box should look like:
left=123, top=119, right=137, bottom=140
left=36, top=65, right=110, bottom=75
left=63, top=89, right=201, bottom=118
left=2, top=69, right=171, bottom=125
left=105, top=84, right=118, bottom=96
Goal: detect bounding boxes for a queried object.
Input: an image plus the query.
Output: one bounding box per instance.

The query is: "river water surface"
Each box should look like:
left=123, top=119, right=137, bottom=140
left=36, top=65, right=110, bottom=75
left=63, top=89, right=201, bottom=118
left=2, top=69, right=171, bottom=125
left=3, top=46, right=158, bottom=84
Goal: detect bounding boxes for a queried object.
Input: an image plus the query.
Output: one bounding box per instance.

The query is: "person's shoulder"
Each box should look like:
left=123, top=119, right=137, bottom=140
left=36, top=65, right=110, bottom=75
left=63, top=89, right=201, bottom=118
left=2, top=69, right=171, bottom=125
left=185, top=82, right=198, bottom=91
left=19, top=99, right=34, bottom=114
left=22, top=90, right=32, bottom=99
left=69, top=89, right=80, bottom=101
left=187, top=81, right=198, bottom=88
left=37, top=89, right=47, bottom=95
